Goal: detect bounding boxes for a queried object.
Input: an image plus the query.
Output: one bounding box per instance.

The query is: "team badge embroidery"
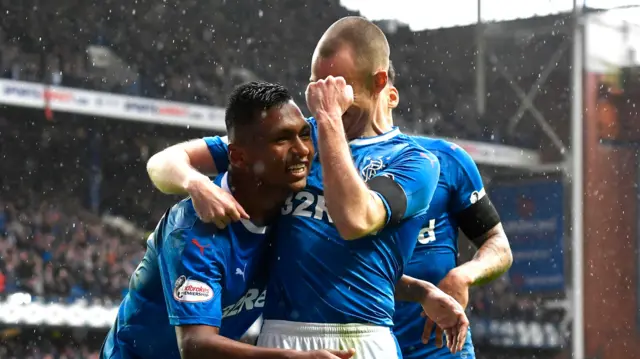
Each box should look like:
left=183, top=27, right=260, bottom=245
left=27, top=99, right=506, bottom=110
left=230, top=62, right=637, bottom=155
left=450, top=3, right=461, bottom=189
left=361, top=158, right=385, bottom=181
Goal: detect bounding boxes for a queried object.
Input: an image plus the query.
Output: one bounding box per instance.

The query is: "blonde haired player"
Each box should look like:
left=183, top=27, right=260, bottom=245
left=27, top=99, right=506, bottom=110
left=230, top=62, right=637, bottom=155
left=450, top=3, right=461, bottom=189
left=147, top=17, right=470, bottom=359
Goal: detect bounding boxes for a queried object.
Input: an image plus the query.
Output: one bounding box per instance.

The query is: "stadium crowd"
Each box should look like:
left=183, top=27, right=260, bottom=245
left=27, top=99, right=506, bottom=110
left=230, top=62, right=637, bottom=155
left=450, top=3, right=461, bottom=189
left=0, top=0, right=566, bottom=357
left=0, top=334, right=100, bottom=359
left=0, top=0, right=570, bottom=148
left=0, top=114, right=214, bottom=303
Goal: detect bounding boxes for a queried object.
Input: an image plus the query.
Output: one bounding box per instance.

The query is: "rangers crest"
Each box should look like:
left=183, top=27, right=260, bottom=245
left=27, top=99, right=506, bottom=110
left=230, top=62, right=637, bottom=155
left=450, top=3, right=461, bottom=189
left=361, top=158, right=385, bottom=181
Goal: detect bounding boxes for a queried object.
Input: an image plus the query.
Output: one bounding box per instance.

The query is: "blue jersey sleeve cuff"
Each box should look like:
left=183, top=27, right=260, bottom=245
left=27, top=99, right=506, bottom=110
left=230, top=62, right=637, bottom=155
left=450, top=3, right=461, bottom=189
left=203, top=136, right=229, bottom=172
left=169, top=315, right=222, bottom=328
left=371, top=190, right=392, bottom=225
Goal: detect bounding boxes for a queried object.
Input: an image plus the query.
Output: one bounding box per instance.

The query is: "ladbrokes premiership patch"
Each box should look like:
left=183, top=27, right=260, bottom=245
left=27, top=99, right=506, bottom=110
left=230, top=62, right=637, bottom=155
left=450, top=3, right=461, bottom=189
left=173, top=275, right=214, bottom=303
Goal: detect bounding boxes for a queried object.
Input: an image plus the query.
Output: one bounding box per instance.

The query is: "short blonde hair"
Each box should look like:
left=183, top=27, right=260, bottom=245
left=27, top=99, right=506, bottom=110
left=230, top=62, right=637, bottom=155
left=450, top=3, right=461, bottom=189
left=315, top=16, right=390, bottom=77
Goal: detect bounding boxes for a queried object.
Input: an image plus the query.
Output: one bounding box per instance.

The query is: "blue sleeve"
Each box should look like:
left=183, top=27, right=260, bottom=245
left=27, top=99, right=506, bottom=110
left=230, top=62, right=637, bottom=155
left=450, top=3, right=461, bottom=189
left=372, top=146, right=440, bottom=221
left=159, top=224, right=226, bottom=328
left=447, top=144, right=486, bottom=214
left=306, top=117, right=319, bottom=152
left=203, top=136, right=230, bottom=172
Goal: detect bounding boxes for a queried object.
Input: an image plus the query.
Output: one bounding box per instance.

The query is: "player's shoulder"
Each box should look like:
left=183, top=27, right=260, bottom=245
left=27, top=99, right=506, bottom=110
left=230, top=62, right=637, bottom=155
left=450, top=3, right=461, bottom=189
left=410, top=136, right=476, bottom=169
left=351, top=131, right=440, bottom=177
left=349, top=130, right=440, bottom=171
left=165, top=197, right=201, bottom=232
left=163, top=198, right=234, bottom=255
left=391, top=132, right=439, bottom=163
left=408, top=136, right=452, bottom=152
left=354, top=129, right=427, bottom=153
left=164, top=174, right=227, bottom=235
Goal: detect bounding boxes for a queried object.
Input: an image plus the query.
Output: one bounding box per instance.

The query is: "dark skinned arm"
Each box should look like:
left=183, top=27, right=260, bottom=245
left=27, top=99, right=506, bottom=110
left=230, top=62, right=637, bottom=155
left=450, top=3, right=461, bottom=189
left=177, top=325, right=296, bottom=359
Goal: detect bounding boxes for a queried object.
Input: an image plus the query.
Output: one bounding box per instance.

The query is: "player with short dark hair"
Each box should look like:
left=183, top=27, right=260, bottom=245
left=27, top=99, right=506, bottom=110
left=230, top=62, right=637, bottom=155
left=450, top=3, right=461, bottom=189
left=147, top=17, right=471, bottom=359
left=100, top=81, right=356, bottom=359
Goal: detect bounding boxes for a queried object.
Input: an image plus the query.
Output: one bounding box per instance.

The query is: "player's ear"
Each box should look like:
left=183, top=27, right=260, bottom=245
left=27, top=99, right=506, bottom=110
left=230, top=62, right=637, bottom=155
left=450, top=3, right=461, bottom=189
left=372, top=71, right=388, bottom=95
left=228, top=144, right=247, bottom=169
left=388, top=85, right=399, bottom=109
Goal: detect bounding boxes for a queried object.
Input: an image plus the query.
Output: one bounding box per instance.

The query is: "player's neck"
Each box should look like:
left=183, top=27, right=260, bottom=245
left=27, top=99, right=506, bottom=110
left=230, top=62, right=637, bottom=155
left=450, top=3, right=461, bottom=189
left=226, top=172, right=287, bottom=226
left=370, top=109, right=393, bottom=136
left=345, top=107, right=393, bottom=140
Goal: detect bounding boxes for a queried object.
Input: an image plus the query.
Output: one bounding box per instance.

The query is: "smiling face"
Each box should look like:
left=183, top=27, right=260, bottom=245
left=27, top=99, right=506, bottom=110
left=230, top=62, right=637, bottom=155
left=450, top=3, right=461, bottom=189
left=231, top=101, right=313, bottom=192
left=226, top=82, right=314, bottom=192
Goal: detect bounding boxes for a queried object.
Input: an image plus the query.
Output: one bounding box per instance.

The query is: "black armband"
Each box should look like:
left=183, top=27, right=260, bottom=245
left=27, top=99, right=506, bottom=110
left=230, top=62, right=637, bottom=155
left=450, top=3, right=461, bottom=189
left=367, top=175, right=407, bottom=226
left=455, top=195, right=501, bottom=247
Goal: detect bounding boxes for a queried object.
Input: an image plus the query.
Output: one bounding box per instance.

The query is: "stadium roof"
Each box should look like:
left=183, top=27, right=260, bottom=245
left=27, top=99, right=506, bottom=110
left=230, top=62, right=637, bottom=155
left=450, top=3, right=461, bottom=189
left=340, top=0, right=640, bottom=31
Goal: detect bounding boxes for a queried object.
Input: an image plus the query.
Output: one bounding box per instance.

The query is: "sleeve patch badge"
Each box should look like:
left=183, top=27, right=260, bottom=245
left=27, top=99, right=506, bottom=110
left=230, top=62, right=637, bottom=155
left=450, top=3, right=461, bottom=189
left=173, top=275, right=214, bottom=303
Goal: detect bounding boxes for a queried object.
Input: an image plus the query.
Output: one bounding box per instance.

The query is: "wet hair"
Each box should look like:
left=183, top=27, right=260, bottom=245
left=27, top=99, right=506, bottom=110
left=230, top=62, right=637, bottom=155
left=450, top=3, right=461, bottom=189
left=225, top=81, right=292, bottom=142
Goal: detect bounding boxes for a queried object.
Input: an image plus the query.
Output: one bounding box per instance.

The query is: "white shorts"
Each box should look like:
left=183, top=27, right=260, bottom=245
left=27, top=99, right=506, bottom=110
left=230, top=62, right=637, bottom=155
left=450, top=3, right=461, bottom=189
left=257, top=320, right=401, bottom=359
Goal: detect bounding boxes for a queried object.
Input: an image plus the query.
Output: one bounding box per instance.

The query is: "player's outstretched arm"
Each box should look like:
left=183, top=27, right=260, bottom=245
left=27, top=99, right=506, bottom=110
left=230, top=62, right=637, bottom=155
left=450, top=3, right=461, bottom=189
left=307, top=76, right=440, bottom=240
left=176, top=325, right=355, bottom=359
left=146, top=137, right=248, bottom=227
left=395, top=275, right=469, bottom=354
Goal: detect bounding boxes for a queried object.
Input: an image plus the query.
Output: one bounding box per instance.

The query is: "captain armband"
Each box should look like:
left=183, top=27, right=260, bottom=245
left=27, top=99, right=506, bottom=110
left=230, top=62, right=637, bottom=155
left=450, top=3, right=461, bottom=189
left=367, top=175, right=407, bottom=226
left=456, top=196, right=501, bottom=247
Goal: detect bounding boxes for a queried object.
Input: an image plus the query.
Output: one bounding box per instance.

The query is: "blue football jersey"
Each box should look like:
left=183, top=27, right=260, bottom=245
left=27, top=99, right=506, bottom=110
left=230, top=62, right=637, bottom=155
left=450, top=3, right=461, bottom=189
left=394, top=137, right=484, bottom=359
left=204, top=120, right=440, bottom=327
left=100, top=173, right=270, bottom=359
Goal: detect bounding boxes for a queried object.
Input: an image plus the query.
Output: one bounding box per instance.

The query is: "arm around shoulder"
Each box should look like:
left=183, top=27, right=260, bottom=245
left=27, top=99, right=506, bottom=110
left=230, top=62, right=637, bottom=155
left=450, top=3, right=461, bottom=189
left=147, top=138, right=222, bottom=195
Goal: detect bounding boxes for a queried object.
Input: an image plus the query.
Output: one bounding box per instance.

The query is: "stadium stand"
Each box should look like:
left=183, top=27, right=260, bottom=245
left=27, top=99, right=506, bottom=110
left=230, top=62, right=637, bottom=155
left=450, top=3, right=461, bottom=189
left=0, top=112, right=213, bottom=358
left=0, top=327, right=103, bottom=359
left=0, top=0, right=571, bottom=148
left=0, top=0, right=567, bottom=357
